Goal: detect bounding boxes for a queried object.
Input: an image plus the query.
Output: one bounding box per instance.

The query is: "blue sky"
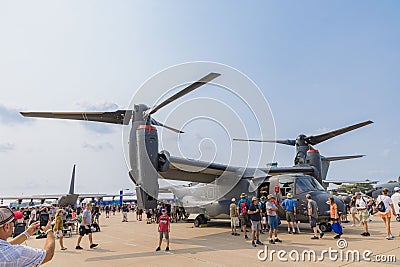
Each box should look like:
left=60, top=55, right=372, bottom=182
left=0, top=1, right=399, bottom=197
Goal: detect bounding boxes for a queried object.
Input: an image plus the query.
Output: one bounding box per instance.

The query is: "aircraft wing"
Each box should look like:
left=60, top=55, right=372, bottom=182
left=323, top=180, right=379, bottom=185
left=160, top=156, right=238, bottom=183
left=159, top=156, right=316, bottom=183
left=0, top=194, right=65, bottom=200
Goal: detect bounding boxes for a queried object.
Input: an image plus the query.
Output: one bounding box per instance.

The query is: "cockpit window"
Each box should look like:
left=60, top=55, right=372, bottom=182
left=295, top=176, right=325, bottom=194
left=279, top=177, right=295, bottom=197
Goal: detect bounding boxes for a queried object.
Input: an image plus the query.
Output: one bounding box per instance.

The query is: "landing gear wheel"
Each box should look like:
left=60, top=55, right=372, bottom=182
left=194, top=218, right=200, bottom=227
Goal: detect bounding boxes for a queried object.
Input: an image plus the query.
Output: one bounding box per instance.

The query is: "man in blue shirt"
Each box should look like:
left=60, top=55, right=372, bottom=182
left=237, top=193, right=251, bottom=240
left=281, top=193, right=297, bottom=234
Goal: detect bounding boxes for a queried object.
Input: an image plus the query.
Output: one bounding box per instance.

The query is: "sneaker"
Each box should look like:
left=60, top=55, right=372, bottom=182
left=288, top=230, right=292, bottom=234
left=293, top=230, right=298, bottom=234
left=386, top=236, right=394, bottom=240
left=311, top=236, right=319, bottom=240
left=245, top=235, right=249, bottom=240
left=156, top=247, right=161, bottom=251
left=232, top=232, right=235, bottom=235
left=234, top=233, right=240, bottom=236
left=166, top=247, right=170, bottom=251
left=334, top=234, right=341, bottom=239
left=361, top=232, right=370, bottom=236
left=274, top=238, right=282, bottom=243
left=256, top=240, right=264, bottom=245
left=61, top=247, right=67, bottom=250
left=319, top=232, right=324, bottom=239
left=75, top=246, right=83, bottom=250
left=269, top=239, right=275, bottom=244
left=252, top=241, right=257, bottom=247
left=90, top=244, right=98, bottom=248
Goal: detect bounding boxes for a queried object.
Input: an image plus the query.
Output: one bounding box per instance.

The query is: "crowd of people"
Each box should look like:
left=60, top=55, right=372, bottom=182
left=1, top=187, right=399, bottom=265
left=229, top=187, right=400, bottom=247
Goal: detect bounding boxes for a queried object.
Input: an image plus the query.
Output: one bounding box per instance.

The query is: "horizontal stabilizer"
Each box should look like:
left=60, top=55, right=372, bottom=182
left=322, top=155, right=365, bottom=162
left=20, top=110, right=132, bottom=125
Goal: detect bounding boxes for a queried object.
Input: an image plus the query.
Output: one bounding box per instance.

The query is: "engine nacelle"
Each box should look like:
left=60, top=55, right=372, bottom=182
left=306, top=149, right=322, bottom=184
left=158, top=150, right=170, bottom=172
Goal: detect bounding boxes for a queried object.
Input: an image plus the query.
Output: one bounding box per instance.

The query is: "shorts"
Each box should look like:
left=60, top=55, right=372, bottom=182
left=310, top=217, right=317, bottom=228
left=231, top=217, right=239, bottom=227
left=350, top=207, right=358, bottom=214
left=79, top=225, right=92, bottom=236
left=286, top=211, right=295, bottom=222
left=239, top=214, right=248, bottom=226
left=159, top=231, right=169, bottom=239
left=379, top=212, right=391, bottom=219
left=358, top=209, right=369, bottom=222
left=251, top=220, right=261, bottom=231
left=268, top=216, right=279, bottom=230
left=54, top=230, right=63, bottom=238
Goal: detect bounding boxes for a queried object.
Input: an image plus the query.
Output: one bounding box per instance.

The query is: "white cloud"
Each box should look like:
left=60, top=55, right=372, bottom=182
left=0, top=142, right=15, bottom=152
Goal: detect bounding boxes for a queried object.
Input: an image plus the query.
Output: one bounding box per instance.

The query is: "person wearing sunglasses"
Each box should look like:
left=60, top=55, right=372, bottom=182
left=0, top=206, right=55, bottom=266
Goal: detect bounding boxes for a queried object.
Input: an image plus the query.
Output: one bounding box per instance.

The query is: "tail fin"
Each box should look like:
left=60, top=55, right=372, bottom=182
left=321, top=155, right=364, bottom=182
left=69, top=165, right=76, bottom=194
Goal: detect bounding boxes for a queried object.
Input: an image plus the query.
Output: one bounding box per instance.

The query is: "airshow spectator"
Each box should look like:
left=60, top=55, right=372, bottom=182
left=355, top=192, right=370, bottom=237
left=376, top=188, right=397, bottom=240
left=237, top=193, right=251, bottom=240
left=307, top=194, right=324, bottom=240
left=349, top=194, right=360, bottom=226
left=53, top=209, right=67, bottom=250
left=266, top=194, right=282, bottom=244
left=122, top=205, right=129, bottom=222
left=76, top=203, right=98, bottom=250
left=156, top=209, right=170, bottom=251
left=229, top=198, right=239, bottom=236
left=281, top=193, right=297, bottom=234
left=259, top=196, right=268, bottom=233
left=391, top=187, right=400, bottom=215
left=248, top=197, right=263, bottom=247
left=0, top=207, right=55, bottom=266
left=327, top=197, right=341, bottom=239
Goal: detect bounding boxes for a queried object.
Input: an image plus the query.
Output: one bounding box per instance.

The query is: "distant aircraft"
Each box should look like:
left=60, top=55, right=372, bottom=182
left=0, top=165, right=115, bottom=206
left=366, top=182, right=400, bottom=198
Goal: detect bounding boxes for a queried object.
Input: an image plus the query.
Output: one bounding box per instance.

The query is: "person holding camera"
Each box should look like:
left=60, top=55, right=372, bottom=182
left=0, top=206, right=55, bottom=266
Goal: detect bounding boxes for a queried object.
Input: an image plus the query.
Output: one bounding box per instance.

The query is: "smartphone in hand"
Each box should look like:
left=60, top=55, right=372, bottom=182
left=39, top=213, right=49, bottom=227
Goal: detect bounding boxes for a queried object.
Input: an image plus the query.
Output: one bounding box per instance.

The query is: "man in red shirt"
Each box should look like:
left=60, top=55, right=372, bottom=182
left=156, top=209, right=170, bottom=251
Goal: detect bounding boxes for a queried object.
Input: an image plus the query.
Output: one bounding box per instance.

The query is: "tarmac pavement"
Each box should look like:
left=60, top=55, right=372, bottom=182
left=23, top=213, right=399, bottom=267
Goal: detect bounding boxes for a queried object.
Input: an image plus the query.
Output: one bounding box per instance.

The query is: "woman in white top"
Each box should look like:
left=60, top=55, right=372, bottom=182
left=376, top=188, right=397, bottom=240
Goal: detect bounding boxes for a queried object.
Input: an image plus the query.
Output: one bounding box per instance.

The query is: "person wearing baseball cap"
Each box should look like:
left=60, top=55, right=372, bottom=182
left=0, top=206, right=55, bottom=266
left=391, top=186, right=400, bottom=215
left=266, top=194, right=282, bottom=244
left=237, top=193, right=251, bottom=240
left=229, top=198, right=239, bottom=236
left=281, top=193, right=297, bottom=234
left=247, top=197, right=263, bottom=247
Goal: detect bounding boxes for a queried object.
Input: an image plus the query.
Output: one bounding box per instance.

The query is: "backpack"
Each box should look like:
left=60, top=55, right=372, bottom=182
left=377, top=197, right=386, bottom=212
left=260, top=201, right=266, bottom=213
left=241, top=201, right=248, bottom=214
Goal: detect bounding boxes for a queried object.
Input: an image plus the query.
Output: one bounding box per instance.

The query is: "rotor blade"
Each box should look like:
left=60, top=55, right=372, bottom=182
left=147, top=72, right=221, bottom=115
left=20, top=110, right=132, bottom=125
left=305, top=120, right=373, bottom=145
left=233, top=138, right=296, bottom=146
left=150, top=118, right=184, bottom=134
